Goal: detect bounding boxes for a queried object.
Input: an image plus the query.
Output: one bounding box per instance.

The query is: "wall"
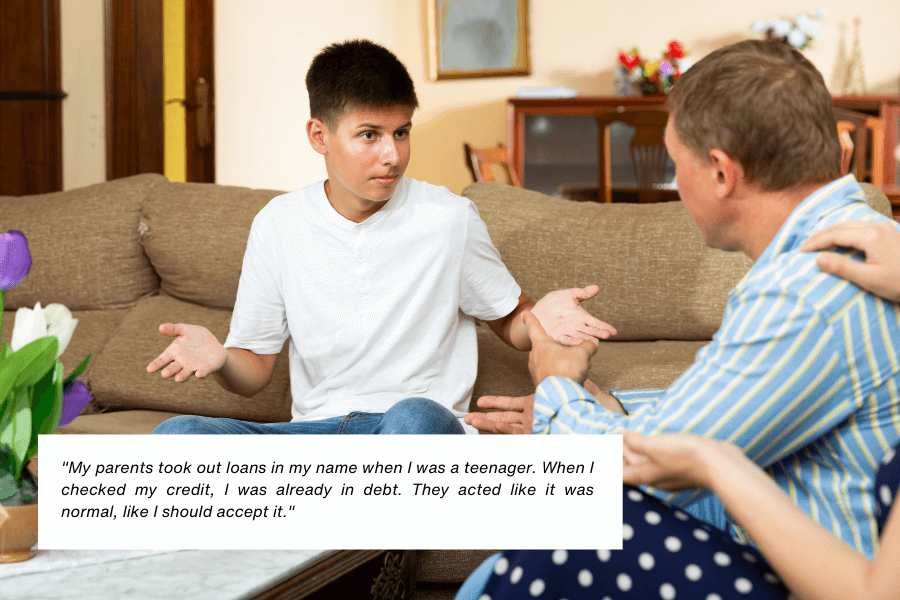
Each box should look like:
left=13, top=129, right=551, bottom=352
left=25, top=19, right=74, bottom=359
left=61, top=1, right=900, bottom=194
left=60, top=0, right=105, bottom=191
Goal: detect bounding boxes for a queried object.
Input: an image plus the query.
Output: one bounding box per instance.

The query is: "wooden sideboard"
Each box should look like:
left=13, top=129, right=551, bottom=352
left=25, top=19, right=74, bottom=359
left=507, top=95, right=900, bottom=203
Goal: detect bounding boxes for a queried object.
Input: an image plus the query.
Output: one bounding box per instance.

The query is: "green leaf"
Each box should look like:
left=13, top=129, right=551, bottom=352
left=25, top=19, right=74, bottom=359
left=0, top=342, right=11, bottom=362
left=0, top=445, right=25, bottom=504
left=0, top=386, right=31, bottom=480
left=28, top=360, right=63, bottom=461
left=12, top=335, right=58, bottom=388
left=62, top=353, right=91, bottom=387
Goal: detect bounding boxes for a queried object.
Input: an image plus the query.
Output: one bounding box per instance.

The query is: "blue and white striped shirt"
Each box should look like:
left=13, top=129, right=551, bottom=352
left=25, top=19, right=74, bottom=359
left=533, top=175, right=900, bottom=557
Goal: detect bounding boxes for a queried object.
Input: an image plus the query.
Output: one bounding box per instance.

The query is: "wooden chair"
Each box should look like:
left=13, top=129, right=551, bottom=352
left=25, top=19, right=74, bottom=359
left=594, top=109, right=672, bottom=203
left=463, top=143, right=522, bottom=187
left=834, top=107, right=885, bottom=185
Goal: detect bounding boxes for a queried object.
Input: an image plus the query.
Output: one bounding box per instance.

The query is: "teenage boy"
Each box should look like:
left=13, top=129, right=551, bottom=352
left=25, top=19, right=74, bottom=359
left=149, top=39, right=614, bottom=435
left=468, top=40, right=900, bottom=557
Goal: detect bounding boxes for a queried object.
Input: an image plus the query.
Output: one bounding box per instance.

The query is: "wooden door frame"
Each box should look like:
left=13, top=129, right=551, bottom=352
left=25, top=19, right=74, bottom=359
left=105, top=0, right=214, bottom=183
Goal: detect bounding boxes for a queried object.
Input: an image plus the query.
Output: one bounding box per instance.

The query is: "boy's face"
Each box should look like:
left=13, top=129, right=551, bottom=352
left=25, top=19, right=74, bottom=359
left=318, top=104, right=413, bottom=215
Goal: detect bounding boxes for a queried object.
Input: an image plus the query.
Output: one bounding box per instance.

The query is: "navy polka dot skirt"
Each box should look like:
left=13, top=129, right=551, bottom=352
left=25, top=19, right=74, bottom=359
left=469, top=445, right=900, bottom=600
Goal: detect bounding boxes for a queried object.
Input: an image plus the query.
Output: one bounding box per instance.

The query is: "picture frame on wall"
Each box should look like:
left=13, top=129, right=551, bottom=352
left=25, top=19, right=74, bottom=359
left=426, top=0, right=530, bottom=81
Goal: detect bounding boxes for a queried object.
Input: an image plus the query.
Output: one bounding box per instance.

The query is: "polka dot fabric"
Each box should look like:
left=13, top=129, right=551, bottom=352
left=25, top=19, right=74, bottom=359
left=875, top=445, right=900, bottom=533
left=479, top=487, right=790, bottom=600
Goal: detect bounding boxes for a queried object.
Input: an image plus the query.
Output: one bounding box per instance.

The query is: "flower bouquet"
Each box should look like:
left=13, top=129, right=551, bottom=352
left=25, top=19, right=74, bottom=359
left=0, top=230, right=92, bottom=507
left=751, top=9, right=826, bottom=50
left=617, top=40, right=693, bottom=96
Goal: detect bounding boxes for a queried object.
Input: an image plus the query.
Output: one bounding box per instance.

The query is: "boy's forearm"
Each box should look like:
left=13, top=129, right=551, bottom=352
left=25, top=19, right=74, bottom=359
left=487, top=294, right=534, bottom=350
left=211, top=347, right=275, bottom=397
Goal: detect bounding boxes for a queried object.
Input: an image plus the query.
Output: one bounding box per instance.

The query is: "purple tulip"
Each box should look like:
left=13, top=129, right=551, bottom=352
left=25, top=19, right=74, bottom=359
left=0, top=230, right=32, bottom=290
left=59, top=379, right=93, bottom=427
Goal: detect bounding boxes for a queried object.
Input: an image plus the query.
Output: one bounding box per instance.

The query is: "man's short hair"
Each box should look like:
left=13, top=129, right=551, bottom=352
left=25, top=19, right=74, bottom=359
left=306, top=39, right=419, bottom=130
left=666, top=40, right=841, bottom=191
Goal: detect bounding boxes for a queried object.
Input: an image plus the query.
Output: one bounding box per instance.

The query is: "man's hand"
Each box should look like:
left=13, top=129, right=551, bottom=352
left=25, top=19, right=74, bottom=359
left=147, top=323, right=228, bottom=383
left=524, top=312, right=598, bottom=386
left=531, top=285, right=616, bottom=346
left=801, top=221, right=900, bottom=302
left=465, top=394, right=535, bottom=435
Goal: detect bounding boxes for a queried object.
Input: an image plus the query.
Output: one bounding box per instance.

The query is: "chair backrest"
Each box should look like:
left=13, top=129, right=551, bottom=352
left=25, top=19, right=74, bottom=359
left=594, top=109, right=671, bottom=203
left=463, top=143, right=522, bottom=187
left=833, top=107, right=885, bottom=186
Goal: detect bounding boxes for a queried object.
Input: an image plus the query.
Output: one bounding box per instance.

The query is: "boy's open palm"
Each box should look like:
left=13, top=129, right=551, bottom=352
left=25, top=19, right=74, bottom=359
left=147, top=323, right=228, bottom=382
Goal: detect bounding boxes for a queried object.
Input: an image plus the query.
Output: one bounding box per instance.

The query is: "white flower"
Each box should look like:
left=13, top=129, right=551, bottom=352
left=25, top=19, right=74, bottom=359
left=795, top=13, right=812, bottom=33
left=751, top=19, right=768, bottom=33
left=772, top=19, right=792, bottom=37
left=809, top=21, right=824, bottom=41
left=11, top=302, right=78, bottom=357
left=815, top=7, right=827, bottom=19
left=787, top=29, right=808, bottom=48
left=678, top=57, right=694, bottom=72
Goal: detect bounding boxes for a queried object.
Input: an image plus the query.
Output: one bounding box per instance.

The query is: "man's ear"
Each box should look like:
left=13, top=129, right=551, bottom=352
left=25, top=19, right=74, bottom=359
left=708, top=148, right=744, bottom=199
left=306, top=118, right=329, bottom=156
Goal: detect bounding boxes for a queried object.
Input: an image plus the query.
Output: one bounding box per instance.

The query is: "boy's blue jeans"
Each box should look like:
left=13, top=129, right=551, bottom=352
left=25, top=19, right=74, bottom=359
left=151, top=397, right=465, bottom=435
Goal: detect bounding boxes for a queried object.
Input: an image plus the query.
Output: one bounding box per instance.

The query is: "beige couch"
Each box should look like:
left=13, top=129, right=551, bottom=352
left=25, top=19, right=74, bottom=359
left=0, top=174, right=891, bottom=598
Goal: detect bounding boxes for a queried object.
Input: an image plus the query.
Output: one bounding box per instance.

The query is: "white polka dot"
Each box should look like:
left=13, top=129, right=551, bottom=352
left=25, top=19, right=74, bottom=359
left=628, top=489, right=644, bottom=501
left=479, top=594, right=491, bottom=600
left=552, top=550, right=568, bottom=565
left=660, top=583, right=676, bottom=600
left=674, top=511, right=690, bottom=521
left=597, top=549, right=611, bottom=562
left=764, top=573, right=779, bottom=584
left=510, top=566, right=523, bottom=584
left=639, top=552, right=655, bottom=570
left=735, top=577, right=753, bottom=594
left=882, top=447, right=896, bottom=465
left=623, top=523, right=634, bottom=540
left=494, top=557, right=509, bottom=575
left=529, top=578, right=545, bottom=596
left=664, top=536, right=682, bottom=552
left=706, top=595, right=723, bottom=600
left=578, top=569, right=593, bottom=587
left=617, top=573, right=633, bottom=591
left=693, top=528, right=710, bottom=541
left=645, top=510, right=662, bottom=525
left=881, top=484, right=893, bottom=506
left=742, top=551, right=757, bottom=563
left=685, top=564, right=702, bottom=581
left=713, top=552, right=731, bottom=567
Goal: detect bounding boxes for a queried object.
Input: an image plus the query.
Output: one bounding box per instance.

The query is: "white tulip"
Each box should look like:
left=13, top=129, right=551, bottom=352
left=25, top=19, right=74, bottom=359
left=10, top=302, right=78, bottom=357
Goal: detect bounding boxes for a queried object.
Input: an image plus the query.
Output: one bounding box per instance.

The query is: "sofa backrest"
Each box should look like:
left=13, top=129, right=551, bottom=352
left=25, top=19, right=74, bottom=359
left=463, top=182, right=892, bottom=342
left=140, top=181, right=286, bottom=309
left=0, top=173, right=165, bottom=310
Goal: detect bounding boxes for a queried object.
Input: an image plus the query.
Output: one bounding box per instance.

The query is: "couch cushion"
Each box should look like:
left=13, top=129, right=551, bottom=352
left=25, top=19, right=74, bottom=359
left=2, top=308, right=129, bottom=383
left=0, top=174, right=164, bottom=310
left=88, top=294, right=293, bottom=421
left=463, top=183, right=753, bottom=341
left=472, top=322, right=705, bottom=409
left=140, top=181, right=285, bottom=310
left=56, top=409, right=182, bottom=435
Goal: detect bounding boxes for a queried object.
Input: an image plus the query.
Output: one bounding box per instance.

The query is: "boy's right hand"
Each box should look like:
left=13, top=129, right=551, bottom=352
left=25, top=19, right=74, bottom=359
left=147, top=323, right=228, bottom=383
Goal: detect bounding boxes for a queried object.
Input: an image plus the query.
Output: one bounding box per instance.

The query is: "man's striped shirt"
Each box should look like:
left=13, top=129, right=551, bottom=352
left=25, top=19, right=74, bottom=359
left=533, top=175, right=900, bottom=557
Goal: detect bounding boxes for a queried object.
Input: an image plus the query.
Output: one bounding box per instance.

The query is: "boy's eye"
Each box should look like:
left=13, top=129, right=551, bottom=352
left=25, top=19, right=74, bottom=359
left=395, top=130, right=409, bottom=139
left=361, top=131, right=376, bottom=140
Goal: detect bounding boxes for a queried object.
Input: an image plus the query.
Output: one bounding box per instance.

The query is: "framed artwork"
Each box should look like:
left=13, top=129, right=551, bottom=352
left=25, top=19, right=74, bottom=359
left=427, top=0, right=530, bottom=80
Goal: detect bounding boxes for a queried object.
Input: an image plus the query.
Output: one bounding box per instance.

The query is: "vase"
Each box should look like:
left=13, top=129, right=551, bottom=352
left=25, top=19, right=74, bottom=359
left=0, top=503, right=38, bottom=563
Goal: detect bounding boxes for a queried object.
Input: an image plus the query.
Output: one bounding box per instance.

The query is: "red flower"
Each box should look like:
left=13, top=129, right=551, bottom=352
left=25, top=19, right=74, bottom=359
left=667, top=40, right=685, bottom=59
left=619, top=49, right=641, bottom=70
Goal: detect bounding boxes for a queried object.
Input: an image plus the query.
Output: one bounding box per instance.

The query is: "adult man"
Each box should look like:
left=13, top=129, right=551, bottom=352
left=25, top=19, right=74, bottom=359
left=148, top=40, right=613, bottom=436
left=467, top=40, right=900, bottom=557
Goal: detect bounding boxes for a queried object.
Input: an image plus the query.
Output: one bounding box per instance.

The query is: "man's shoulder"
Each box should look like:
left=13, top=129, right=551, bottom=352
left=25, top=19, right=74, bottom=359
left=401, top=177, right=471, bottom=209
left=253, top=182, right=323, bottom=225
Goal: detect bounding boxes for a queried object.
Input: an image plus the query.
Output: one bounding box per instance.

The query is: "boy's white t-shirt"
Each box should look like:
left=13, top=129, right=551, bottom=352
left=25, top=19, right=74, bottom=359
left=224, top=177, right=521, bottom=422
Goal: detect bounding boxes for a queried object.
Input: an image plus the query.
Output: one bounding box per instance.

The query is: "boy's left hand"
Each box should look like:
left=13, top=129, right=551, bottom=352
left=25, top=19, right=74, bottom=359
left=531, top=285, right=617, bottom=345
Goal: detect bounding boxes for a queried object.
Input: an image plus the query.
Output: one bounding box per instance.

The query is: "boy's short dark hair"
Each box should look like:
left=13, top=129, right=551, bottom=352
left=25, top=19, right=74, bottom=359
left=666, top=40, right=841, bottom=192
left=306, top=39, right=419, bottom=130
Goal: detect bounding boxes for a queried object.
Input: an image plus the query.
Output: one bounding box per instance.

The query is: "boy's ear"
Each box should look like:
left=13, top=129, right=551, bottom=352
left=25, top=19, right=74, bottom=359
left=307, top=118, right=329, bottom=155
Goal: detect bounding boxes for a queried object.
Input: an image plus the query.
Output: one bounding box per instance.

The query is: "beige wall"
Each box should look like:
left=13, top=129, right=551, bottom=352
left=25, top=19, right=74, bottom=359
left=60, top=0, right=105, bottom=191
left=62, top=1, right=900, bottom=194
